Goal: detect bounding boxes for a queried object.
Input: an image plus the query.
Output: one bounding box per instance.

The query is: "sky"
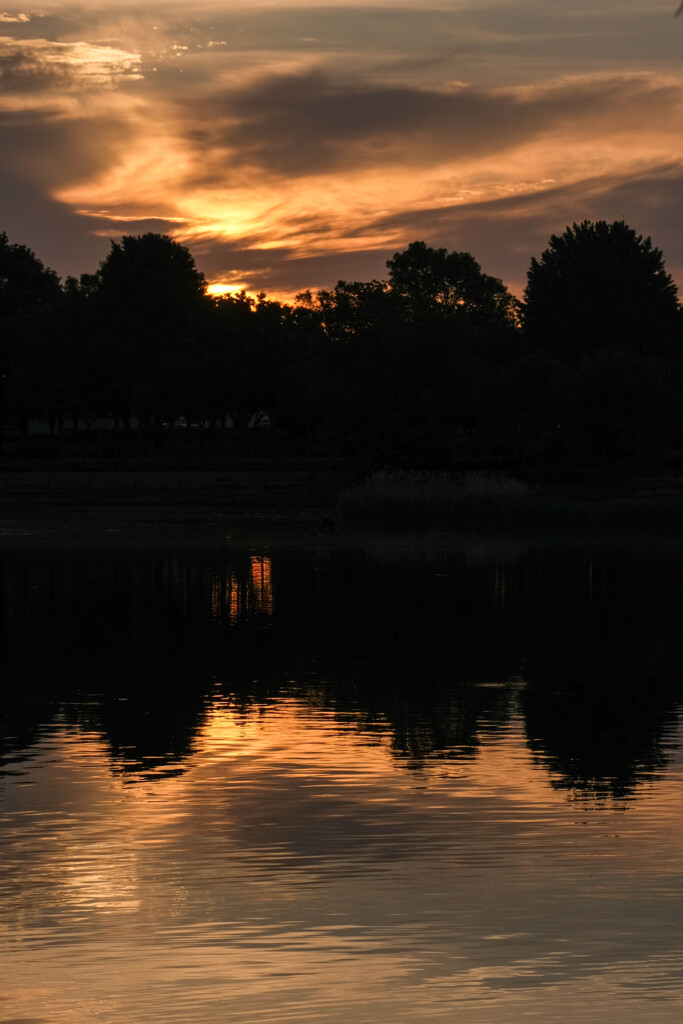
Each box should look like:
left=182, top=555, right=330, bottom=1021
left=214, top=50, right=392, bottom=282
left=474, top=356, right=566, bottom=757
left=1, top=0, right=683, bottom=301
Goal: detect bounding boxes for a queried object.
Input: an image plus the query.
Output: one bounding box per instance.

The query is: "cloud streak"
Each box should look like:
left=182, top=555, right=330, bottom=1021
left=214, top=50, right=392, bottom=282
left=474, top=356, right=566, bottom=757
left=192, top=70, right=683, bottom=177
left=0, top=35, right=141, bottom=94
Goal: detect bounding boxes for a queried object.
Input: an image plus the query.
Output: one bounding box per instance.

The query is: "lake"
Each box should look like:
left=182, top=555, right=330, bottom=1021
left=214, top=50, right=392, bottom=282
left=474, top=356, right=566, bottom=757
left=2, top=526, right=683, bottom=1023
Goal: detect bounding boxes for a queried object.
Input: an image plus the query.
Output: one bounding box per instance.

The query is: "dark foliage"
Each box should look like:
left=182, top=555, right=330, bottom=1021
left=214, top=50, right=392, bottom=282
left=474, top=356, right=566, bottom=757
left=0, top=231, right=63, bottom=442
left=524, top=220, right=681, bottom=364
left=0, top=223, right=681, bottom=472
left=87, top=233, right=210, bottom=427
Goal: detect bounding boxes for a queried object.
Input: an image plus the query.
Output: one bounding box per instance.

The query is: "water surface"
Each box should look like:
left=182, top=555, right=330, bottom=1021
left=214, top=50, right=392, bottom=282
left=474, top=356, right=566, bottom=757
left=2, top=531, right=683, bottom=1023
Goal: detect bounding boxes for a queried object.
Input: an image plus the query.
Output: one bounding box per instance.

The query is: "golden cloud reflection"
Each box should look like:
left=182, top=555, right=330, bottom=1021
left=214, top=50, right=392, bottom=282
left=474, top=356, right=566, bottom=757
left=1, top=729, right=147, bottom=927
left=7, top=704, right=683, bottom=936
left=4, top=698, right=683, bottom=1023
left=61, top=839, right=141, bottom=913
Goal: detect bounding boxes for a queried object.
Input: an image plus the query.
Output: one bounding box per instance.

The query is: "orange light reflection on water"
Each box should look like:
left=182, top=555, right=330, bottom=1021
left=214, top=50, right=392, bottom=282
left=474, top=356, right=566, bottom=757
left=210, top=555, right=273, bottom=622
left=4, top=705, right=683, bottom=1023
left=250, top=554, right=273, bottom=617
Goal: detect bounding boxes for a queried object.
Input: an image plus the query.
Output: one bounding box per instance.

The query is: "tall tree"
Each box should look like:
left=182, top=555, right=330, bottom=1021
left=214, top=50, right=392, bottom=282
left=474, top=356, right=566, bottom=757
left=522, top=221, right=683, bottom=468
left=89, top=233, right=208, bottom=426
left=0, top=232, right=62, bottom=440
left=386, top=242, right=521, bottom=454
left=205, top=291, right=295, bottom=430
left=299, top=279, right=413, bottom=456
left=387, top=240, right=520, bottom=334
left=523, top=220, right=682, bottom=365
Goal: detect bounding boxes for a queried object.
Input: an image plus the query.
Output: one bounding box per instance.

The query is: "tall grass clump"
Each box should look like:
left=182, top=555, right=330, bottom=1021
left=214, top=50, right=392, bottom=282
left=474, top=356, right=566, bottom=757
left=340, top=469, right=531, bottom=528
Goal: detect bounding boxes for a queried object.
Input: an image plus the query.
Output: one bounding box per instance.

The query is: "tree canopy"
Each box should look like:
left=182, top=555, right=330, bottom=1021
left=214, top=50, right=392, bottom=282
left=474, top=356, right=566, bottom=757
left=387, top=240, right=520, bottom=330
left=524, top=220, right=681, bottom=364
left=0, top=232, right=61, bottom=320
left=0, top=232, right=63, bottom=439
left=87, top=233, right=210, bottom=426
left=1, top=224, right=682, bottom=472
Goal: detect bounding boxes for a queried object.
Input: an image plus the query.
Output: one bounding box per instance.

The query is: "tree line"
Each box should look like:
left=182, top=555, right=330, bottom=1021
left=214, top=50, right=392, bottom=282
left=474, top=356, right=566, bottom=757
left=1, top=220, right=682, bottom=471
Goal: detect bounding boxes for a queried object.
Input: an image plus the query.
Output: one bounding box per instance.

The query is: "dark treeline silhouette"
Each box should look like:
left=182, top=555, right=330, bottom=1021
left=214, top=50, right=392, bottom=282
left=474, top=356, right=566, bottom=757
left=1, top=222, right=682, bottom=472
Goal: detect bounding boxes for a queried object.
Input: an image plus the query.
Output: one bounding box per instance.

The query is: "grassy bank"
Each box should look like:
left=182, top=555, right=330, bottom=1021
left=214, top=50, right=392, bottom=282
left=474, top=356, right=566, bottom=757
left=338, top=469, right=683, bottom=534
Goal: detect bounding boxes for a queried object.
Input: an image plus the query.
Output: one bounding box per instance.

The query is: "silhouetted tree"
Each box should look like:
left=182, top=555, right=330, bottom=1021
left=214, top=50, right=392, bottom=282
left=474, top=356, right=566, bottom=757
left=204, top=291, right=260, bottom=429
left=387, top=240, right=520, bottom=336
left=0, top=231, right=62, bottom=441
left=297, top=245, right=522, bottom=462
left=56, top=275, right=120, bottom=430
left=524, top=220, right=682, bottom=365
left=386, top=243, right=521, bottom=457
left=563, top=348, right=675, bottom=466
left=204, top=291, right=296, bottom=430
left=0, top=232, right=60, bottom=321
left=522, top=221, right=683, bottom=468
left=300, top=279, right=418, bottom=457
left=273, top=296, right=331, bottom=441
left=88, top=233, right=209, bottom=426
left=499, top=352, right=565, bottom=468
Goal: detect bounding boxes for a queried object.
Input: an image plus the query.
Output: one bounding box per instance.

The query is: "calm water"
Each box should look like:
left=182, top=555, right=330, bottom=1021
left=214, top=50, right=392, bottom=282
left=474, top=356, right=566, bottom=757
left=2, top=529, right=683, bottom=1023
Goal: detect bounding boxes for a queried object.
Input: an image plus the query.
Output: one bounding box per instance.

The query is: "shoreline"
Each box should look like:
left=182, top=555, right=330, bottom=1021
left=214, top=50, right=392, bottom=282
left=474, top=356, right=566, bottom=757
left=1, top=468, right=683, bottom=543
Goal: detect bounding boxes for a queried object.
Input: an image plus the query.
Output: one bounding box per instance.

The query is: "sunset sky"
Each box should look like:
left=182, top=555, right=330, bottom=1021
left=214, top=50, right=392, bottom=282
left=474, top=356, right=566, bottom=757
left=1, top=0, right=682, bottom=300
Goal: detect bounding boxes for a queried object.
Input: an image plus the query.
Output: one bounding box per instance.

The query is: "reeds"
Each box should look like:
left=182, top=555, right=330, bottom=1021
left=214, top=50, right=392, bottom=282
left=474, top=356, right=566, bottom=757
left=339, top=469, right=531, bottom=528
left=338, top=468, right=683, bottom=533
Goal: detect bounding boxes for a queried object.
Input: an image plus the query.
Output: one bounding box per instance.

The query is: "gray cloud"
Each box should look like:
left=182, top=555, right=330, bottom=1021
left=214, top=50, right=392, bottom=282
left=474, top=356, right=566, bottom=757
left=0, top=35, right=142, bottom=95
left=7, top=4, right=678, bottom=81
left=0, top=169, right=111, bottom=278
left=0, top=6, right=483, bottom=59
left=0, top=109, right=135, bottom=187
left=363, top=163, right=683, bottom=298
left=190, top=70, right=683, bottom=178
left=0, top=42, right=70, bottom=91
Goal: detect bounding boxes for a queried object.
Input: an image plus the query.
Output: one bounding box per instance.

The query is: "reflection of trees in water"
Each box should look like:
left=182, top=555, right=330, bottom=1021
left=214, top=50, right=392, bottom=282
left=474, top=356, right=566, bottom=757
left=517, top=546, right=683, bottom=799
left=522, top=687, right=678, bottom=801
left=0, top=543, right=682, bottom=797
left=260, top=547, right=526, bottom=763
left=378, top=684, right=522, bottom=764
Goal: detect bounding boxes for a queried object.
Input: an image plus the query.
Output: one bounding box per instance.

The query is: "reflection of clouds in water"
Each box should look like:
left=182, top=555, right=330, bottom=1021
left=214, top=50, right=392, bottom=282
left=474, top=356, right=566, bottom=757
left=3, top=543, right=683, bottom=1022
left=4, top=705, right=683, bottom=1022
left=60, top=838, right=141, bottom=914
